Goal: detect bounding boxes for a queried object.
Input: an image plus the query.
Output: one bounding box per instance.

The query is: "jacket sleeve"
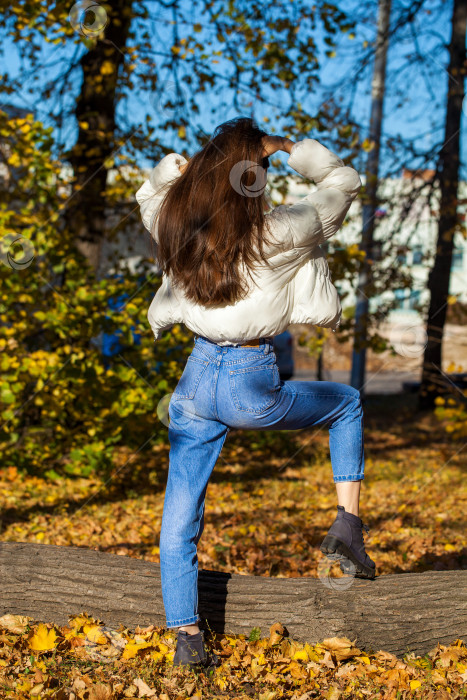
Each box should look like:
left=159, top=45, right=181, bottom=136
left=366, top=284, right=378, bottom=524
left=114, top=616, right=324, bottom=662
left=147, top=273, right=181, bottom=341
left=135, top=152, right=188, bottom=243
left=281, top=139, right=362, bottom=249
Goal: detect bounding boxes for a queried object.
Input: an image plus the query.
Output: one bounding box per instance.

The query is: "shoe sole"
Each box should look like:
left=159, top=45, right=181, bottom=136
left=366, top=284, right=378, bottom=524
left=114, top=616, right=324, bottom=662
left=174, top=660, right=218, bottom=673
left=320, top=535, right=376, bottom=580
left=173, top=652, right=219, bottom=672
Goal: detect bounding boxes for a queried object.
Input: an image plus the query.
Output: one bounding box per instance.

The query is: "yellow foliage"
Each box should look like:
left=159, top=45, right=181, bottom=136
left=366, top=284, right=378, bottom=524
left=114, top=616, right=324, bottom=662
left=361, top=138, right=375, bottom=152
left=100, top=60, right=115, bottom=75
left=292, top=648, right=308, bottom=661
left=7, top=152, right=21, bottom=167
left=121, top=640, right=153, bottom=659
left=69, top=614, right=92, bottom=629
left=83, top=624, right=108, bottom=644
left=28, top=623, right=59, bottom=651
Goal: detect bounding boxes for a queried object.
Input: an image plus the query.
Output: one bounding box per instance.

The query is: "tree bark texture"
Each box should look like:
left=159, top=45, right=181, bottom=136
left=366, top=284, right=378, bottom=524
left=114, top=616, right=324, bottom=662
left=1, top=543, right=466, bottom=658
left=419, top=0, right=467, bottom=408
left=65, top=0, right=134, bottom=274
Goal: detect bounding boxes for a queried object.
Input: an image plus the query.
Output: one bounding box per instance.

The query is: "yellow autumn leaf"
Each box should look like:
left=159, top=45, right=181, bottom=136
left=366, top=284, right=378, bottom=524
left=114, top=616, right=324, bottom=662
left=292, top=648, right=308, bottom=662
left=15, top=681, right=32, bottom=693
left=215, top=675, right=228, bottom=690
left=69, top=614, right=92, bottom=630
left=224, top=635, right=238, bottom=646
left=7, top=152, right=21, bottom=167
left=121, top=640, right=152, bottom=659
left=361, top=138, right=375, bottom=152
left=28, top=623, right=58, bottom=651
left=63, top=629, right=82, bottom=645
left=83, top=624, right=107, bottom=644
left=303, top=642, right=317, bottom=661
left=410, top=679, right=422, bottom=690
left=100, top=60, right=114, bottom=75
left=289, top=660, right=307, bottom=679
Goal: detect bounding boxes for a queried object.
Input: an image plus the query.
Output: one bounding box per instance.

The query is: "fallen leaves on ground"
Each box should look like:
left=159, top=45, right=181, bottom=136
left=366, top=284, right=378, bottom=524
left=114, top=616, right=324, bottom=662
left=0, top=396, right=465, bottom=697
left=0, top=614, right=465, bottom=698
left=1, top=396, right=465, bottom=579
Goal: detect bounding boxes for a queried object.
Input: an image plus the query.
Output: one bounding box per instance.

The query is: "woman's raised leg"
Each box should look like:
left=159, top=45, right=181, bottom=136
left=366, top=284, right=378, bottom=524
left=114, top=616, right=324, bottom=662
left=220, top=376, right=375, bottom=578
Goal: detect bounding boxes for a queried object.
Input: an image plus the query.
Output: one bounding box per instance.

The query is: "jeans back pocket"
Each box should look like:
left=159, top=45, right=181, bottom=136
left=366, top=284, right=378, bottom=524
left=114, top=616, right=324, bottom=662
left=172, top=356, right=209, bottom=400
left=229, top=364, right=280, bottom=414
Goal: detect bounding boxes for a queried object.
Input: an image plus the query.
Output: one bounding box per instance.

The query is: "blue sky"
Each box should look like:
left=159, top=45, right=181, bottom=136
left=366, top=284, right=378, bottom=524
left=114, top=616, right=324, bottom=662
left=2, top=0, right=466, bottom=178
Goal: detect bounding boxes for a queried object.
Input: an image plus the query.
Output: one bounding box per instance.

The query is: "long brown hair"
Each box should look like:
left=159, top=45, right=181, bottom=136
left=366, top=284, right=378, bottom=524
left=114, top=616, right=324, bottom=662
left=155, top=117, right=277, bottom=307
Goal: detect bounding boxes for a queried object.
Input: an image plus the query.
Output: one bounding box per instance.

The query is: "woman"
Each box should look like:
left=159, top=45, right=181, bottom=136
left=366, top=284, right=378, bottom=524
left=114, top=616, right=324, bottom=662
left=135, top=117, right=375, bottom=671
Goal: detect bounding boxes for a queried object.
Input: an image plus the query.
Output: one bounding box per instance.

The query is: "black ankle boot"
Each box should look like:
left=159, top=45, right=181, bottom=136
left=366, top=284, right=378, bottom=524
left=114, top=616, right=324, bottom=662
left=320, top=505, right=376, bottom=580
left=173, top=629, right=219, bottom=671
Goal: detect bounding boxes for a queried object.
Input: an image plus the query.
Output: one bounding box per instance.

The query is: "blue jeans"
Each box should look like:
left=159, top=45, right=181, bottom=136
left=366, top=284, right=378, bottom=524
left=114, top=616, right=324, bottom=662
left=160, top=335, right=365, bottom=628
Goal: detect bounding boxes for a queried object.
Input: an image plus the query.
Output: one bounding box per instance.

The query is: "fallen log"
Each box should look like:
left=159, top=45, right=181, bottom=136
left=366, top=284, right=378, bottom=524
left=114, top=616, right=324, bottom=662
left=1, top=542, right=465, bottom=658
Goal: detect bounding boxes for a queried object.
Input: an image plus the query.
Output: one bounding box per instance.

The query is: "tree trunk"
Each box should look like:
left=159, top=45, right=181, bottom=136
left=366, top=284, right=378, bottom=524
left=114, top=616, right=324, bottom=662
left=65, top=0, right=134, bottom=275
left=350, top=0, right=391, bottom=395
left=419, top=0, right=467, bottom=409
left=1, top=542, right=466, bottom=658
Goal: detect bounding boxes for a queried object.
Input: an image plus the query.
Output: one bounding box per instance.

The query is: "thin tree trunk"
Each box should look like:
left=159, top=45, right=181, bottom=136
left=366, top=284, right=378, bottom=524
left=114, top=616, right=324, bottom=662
left=65, top=0, right=134, bottom=275
left=350, top=0, right=391, bottom=395
left=419, top=0, right=467, bottom=409
left=1, top=543, right=466, bottom=659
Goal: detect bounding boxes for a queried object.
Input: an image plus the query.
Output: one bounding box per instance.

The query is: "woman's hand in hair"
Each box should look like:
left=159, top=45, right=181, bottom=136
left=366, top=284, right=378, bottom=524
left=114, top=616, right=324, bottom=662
left=179, top=160, right=189, bottom=174
left=261, top=135, right=295, bottom=157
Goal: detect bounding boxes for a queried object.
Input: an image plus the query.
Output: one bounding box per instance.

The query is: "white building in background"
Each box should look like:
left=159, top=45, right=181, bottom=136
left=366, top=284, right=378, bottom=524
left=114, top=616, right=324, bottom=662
left=270, top=168, right=467, bottom=322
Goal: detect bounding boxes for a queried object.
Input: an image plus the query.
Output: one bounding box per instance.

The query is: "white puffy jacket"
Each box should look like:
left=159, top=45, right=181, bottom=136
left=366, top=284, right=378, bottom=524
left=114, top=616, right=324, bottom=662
left=135, top=139, right=362, bottom=346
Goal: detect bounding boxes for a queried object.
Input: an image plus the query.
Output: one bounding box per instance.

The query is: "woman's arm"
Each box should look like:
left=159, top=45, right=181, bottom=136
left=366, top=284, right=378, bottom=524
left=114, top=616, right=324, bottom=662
left=277, top=139, right=362, bottom=249
left=135, top=152, right=188, bottom=239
